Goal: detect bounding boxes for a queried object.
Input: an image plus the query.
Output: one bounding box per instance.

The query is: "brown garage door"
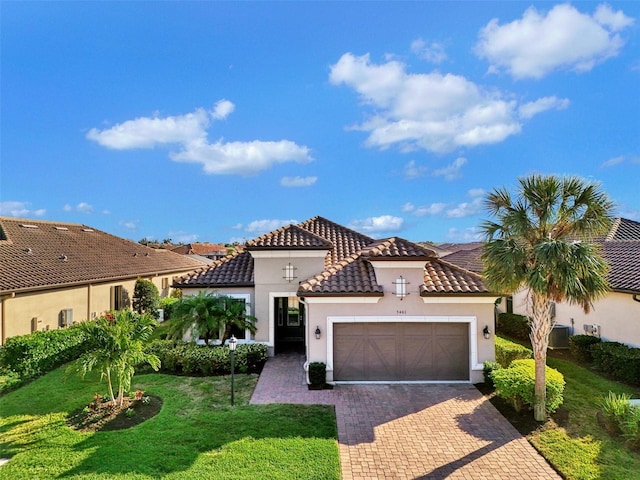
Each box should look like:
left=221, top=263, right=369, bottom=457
left=333, top=322, right=469, bottom=381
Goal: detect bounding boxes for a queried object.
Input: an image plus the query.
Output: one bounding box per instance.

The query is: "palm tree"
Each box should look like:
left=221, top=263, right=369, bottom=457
left=74, top=310, right=160, bottom=406
left=481, top=174, right=614, bottom=421
left=167, top=291, right=257, bottom=345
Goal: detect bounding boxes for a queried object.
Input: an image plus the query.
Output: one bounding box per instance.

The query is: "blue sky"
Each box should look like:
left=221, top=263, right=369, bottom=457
left=2, top=1, right=639, bottom=244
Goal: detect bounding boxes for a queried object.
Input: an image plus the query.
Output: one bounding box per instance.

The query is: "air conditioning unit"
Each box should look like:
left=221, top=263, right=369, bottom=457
left=549, top=325, right=569, bottom=349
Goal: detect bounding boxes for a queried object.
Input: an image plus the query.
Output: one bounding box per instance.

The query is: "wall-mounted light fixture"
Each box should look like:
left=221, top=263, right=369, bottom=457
left=483, top=325, right=491, bottom=339
left=392, top=276, right=409, bottom=300
left=315, top=326, right=321, bottom=340
left=283, top=262, right=297, bottom=282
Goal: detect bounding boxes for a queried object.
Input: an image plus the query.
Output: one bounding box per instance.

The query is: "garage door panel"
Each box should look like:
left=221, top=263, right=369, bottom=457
left=333, top=322, right=469, bottom=381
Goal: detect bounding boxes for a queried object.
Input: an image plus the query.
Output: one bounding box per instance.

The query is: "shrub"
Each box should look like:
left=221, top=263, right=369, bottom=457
left=159, top=296, right=179, bottom=322
left=569, top=334, right=601, bottom=363
left=492, top=359, right=565, bottom=414
left=599, top=392, right=640, bottom=449
left=0, top=325, right=88, bottom=379
left=591, top=342, right=640, bottom=386
left=497, top=312, right=530, bottom=341
left=495, top=336, right=533, bottom=368
left=133, top=278, right=160, bottom=319
left=483, top=361, right=500, bottom=388
left=144, top=340, right=268, bottom=376
left=308, top=362, right=326, bottom=386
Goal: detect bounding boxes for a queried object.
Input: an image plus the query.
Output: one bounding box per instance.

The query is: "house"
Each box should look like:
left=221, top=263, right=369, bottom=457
left=0, top=216, right=202, bottom=344
left=443, top=218, right=640, bottom=348
left=171, top=243, right=229, bottom=261
left=174, top=216, right=497, bottom=383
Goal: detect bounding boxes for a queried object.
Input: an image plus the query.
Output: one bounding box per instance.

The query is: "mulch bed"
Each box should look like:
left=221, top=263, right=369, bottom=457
left=67, top=394, right=162, bottom=433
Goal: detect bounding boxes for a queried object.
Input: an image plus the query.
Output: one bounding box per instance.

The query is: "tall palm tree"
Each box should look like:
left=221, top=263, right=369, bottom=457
left=481, top=174, right=614, bottom=421
left=168, top=291, right=256, bottom=345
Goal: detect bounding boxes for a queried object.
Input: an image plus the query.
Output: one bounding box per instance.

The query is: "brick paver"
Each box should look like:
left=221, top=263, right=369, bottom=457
left=251, top=354, right=561, bottom=480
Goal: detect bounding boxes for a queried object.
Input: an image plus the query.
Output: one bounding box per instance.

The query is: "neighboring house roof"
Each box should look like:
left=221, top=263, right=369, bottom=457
left=434, top=242, right=484, bottom=256
left=176, top=216, right=489, bottom=297
left=0, top=217, right=203, bottom=294
left=171, top=243, right=227, bottom=256
left=441, top=218, right=640, bottom=294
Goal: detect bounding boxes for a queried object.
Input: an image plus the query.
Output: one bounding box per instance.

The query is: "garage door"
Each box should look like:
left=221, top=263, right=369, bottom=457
left=333, top=322, right=469, bottom=381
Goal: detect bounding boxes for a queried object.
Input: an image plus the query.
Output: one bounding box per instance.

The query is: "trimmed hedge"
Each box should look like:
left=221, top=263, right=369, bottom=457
left=0, top=326, right=89, bottom=379
left=495, top=336, right=533, bottom=368
left=492, top=359, right=565, bottom=413
left=592, top=342, right=640, bottom=386
left=483, top=361, right=500, bottom=388
left=497, top=312, right=530, bottom=341
left=145, top=340, right=268, bottom=376
left=568, top=334, right=601, bottom=363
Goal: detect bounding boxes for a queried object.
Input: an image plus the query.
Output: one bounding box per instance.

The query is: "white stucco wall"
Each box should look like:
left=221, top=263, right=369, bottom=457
left=512, top=289, right=640, bottom=348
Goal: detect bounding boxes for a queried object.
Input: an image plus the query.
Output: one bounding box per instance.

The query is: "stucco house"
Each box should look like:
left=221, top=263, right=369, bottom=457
left=442, top=218, right=640, bottom=348
left=174, top=216, right=497, bottom=383
left=0, top=216, right=202, bottom=344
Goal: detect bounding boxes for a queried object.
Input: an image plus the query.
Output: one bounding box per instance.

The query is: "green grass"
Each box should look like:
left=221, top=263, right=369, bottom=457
left=511, top=351, right=640, bottom=479
left=0, top=367, right=340, bottom=479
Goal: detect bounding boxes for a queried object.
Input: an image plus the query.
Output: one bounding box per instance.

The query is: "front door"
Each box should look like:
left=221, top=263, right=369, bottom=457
left=274, top=296, right=305, bottom=354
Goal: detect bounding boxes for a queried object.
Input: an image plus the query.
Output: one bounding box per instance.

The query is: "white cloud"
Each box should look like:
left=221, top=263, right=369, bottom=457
left=87, top=102, right=312, bottom=175
left=330, top=53, right=529, bottom=153
left=518, top=96, right=570, bottom=119
left=0, top=201, right=46, bottom=218
left=119, top=220, right=138, bottom=230
left=76, top=202, right=94, bottom=214
left=445, top=189, right=485, bottom=218
left=445, top=226, right=484, bottom=242
left=432, top=157, right=467, bottom=181
left=601, top=155, right=625, bottom=168
left=170, top=139, right=311, bottom=175
left=280, top=176, right=318, bottom=187
left=411, top=38, right=447, bottom=64
left=401, top=202, right=415, bottom=213
left=475, top=3, right=634, bottom=79
left=348, top=215, right=404, bottom=235
left=403, top=160, right=428, bottom=179
left=63, top=204, right=72, bottom=212
left=168, top=231, right=199, bottom=244
left=245, top=219, right=298, bottom=235
left=212, top=99, right=235, bottom=120
left=414, top=203, right=447, bottom=216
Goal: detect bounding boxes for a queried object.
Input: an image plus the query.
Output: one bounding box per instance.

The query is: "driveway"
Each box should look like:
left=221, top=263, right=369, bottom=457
left=250, top=354, right=560, bottom=480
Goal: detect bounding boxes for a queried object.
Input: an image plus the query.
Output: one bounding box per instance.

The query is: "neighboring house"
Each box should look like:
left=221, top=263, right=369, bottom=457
left=174, top=216, right=497, bottom=383
left=443, top=218, right=640, bottom=348
left=171, top=243, right=228, bottom=261
left=0, top=216, right=202, bottom=344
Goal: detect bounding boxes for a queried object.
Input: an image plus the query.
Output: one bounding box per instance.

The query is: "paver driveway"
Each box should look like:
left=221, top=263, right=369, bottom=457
left=251, top=354, right=560, bottom=480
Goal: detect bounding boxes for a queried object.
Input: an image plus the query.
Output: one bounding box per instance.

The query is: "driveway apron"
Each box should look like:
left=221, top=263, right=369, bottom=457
left=251, top=354, right=561, bottom=480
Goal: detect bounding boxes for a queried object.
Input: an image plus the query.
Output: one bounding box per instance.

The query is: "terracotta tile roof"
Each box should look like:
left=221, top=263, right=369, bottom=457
left=440, top=246, right=484, bottom=274
left=421, top=259, right=490, bottom=295
left=0, top=217, right=202, bottom=294
left=298, top=254, right=384, bottom=296
left=297, top=216, right=374, bottom=266
left=363, top=237, right=436, bottom=260
left=603, top=240, right=640, bottom=293
left=435, top=242, right=485, bottom=255
left=173, top=251, right=254, bottom=287
left=606, top=218, right=640, bottom=241
left=171, top=243, right=226, bottom=256
left=246, top=224, right=333, bottom=250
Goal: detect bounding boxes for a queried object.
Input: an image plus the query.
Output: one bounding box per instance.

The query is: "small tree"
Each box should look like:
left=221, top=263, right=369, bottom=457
left=73, top=310, right=160, bottom=406
left=481, top=174, right=613, bottom=421
left=167, top=291, right=257, bottom=345
left=133, top=278, right=160, bottom=319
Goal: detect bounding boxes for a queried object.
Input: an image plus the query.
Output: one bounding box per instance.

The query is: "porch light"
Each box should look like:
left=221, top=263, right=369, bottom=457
left=283, top=262, right=297, bottom=282
left=393, top=276, right=409, bottom=300
left=229, top=335, right=237, bottom=406
left=315, top=326, right=321, bottom=340
left=483, top=325, right=491, bottom=339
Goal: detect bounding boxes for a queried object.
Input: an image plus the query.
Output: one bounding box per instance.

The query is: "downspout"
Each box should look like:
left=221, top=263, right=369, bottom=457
left=298, top=296, right=310, bottom=383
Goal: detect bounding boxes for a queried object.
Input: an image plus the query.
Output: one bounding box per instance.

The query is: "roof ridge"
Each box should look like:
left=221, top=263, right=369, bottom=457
left=299, top=216, right=375, bottom=244
left=434, top=256, right=486, bottom=281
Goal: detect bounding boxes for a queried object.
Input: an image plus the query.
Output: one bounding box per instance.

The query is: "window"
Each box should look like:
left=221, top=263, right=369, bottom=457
left=226, top=294, right=251, bottom=340
left=58, top=309, right=73, bottom=328
left=111, top=285, right=125, bottom=310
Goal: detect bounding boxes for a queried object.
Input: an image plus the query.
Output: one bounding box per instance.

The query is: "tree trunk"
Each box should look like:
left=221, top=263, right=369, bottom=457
left=529, top=292, right=554, bottom=422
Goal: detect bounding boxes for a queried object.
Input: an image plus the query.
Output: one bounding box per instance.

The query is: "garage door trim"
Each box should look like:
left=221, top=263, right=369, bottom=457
left=327, top=315, right=482, bottom=383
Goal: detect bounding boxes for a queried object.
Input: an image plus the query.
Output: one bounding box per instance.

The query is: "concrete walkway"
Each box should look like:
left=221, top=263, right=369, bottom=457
left=251, top=354, right=561, bottom=480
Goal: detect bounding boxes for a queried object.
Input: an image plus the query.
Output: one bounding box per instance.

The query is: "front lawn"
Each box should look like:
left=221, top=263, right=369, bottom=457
left=487, top=337, right=640, bottom=480
left=0, top=367, right=340, bottom=479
